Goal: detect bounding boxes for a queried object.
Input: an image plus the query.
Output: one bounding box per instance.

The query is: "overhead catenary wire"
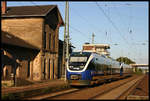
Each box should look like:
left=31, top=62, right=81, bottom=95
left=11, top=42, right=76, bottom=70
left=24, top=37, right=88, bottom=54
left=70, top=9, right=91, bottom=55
left=111, top=3, right=139, bottom=61
left=95, top=2, right=142, bottom=62
left=70, top=5, right=104, bottom=44
left=69, top=25, right=89, bottom=39
left=29, top=2, right=102, bottom=44
left=95, top=2, right=131, bottom=46
left=104, top=5, right=112, bottom=44
left=95, top=3, right=146, bottom=7
left=95, top=2, right=142, bottom=60
left=70, top=7, right=103, bottom=33
left=29, top=1, right=146, bottom=63
left=30, top=2, right=89, bottom=44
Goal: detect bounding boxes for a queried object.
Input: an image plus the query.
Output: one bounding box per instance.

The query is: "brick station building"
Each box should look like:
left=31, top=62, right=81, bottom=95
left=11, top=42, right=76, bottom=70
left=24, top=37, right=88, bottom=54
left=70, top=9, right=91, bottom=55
left=1, top=2, right=64, bottom=81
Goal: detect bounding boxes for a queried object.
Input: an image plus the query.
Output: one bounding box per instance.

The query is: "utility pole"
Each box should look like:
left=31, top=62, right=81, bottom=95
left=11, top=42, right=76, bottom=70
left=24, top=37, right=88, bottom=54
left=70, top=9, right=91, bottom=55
left=66, top=1, right=69, bottom=81
left=66, top=1, right=69, bottom=65
left=62, top=1, right=67, bottom=80
left=63, top=1, right=69, bottom=81
left=92, top=33, right=95, bottom=44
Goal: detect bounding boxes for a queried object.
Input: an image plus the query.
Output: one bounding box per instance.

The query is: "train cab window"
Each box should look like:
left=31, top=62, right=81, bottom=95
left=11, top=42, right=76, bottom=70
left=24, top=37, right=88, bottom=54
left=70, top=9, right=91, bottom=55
left=69, top=56, right=88, bottom=71
left=68, top=52, right=92, bottom=71
left=70, top=57, right=87, bottom=63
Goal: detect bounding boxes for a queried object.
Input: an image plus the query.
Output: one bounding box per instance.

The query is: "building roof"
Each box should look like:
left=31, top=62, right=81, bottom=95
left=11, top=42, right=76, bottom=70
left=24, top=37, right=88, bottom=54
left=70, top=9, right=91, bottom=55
left=2, top=5, right=56, bottom=17
left=1, top=5, right=64, bottom=26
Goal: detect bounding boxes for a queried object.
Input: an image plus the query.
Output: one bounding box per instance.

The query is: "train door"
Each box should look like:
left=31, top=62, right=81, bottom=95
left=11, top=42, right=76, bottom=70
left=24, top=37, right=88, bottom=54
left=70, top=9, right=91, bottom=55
left=120, top=64, right=123, bottom=76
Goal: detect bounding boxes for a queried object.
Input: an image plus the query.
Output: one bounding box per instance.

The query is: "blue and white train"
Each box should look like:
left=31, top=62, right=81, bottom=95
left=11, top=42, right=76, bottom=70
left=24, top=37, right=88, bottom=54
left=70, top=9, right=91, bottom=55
left=67, top=52, right=133, bottom=86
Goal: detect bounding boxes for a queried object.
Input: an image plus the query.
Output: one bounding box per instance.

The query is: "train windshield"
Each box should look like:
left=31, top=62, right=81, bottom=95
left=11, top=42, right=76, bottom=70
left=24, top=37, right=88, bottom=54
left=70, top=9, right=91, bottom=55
left=68, top=52, right=91, bottom=71
left=70, top=57, right=87, bottom=62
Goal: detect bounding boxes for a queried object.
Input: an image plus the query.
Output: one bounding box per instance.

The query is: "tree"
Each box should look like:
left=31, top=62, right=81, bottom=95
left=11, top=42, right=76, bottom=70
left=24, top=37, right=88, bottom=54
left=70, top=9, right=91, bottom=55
left=138, top=68, right=143, bottom=73
left=116, top=57, right=136, bottom=64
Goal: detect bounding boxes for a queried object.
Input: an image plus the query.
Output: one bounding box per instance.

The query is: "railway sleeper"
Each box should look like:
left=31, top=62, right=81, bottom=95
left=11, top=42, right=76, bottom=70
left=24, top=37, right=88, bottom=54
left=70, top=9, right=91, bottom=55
left=94, top=79, right=106, bottom=85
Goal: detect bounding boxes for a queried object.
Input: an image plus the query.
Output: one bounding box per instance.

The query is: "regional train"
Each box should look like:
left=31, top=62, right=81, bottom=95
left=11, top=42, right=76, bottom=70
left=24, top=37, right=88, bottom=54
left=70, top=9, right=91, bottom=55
left=66, top=52, right=133, bottom=86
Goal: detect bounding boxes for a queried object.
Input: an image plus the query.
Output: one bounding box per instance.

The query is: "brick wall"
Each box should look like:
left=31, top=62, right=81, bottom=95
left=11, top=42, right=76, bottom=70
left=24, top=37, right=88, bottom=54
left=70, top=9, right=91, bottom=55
left=2, top=15, right=61, bottom=81
left=2, top=18, right=43, bottom=49
left=33, top=51, right=42, bottom=81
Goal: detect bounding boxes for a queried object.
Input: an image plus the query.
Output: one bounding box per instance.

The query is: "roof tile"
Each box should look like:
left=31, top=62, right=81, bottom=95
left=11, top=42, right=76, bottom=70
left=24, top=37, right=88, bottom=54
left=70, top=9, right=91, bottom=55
left=2, top=5, right=56, bottom=17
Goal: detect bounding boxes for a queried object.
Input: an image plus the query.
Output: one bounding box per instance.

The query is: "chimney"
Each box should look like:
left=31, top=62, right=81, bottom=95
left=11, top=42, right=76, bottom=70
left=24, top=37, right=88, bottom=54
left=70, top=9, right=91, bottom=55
left=2, top=1, right=7, bottom=14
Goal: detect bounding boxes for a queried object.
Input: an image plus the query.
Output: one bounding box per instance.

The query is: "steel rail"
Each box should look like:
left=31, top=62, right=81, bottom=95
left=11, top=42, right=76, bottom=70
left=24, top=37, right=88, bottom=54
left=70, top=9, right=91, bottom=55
left=91, top=75, right=144, bottom=100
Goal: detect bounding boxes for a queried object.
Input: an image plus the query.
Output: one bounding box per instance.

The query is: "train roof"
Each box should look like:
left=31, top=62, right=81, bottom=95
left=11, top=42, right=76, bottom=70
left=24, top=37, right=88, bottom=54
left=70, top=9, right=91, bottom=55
left=70, top=52, right=92, bottom=57
left=70, top=52, right=131, bottom=68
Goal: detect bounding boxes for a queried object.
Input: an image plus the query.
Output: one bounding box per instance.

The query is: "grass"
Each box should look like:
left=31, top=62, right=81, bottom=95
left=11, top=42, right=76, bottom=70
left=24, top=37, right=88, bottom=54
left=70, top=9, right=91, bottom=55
left=2, top=78, right=34, bottom=88
left=133, top=72, right=143, bottom=75
left=1, top=80, right=14, bottom=87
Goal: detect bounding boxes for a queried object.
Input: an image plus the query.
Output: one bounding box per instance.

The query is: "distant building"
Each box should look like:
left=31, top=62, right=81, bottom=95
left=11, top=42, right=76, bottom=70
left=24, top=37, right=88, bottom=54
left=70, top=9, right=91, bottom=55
left=82, top=43, right=110, bottom=56
left=1, top=1, right=64, bottom=81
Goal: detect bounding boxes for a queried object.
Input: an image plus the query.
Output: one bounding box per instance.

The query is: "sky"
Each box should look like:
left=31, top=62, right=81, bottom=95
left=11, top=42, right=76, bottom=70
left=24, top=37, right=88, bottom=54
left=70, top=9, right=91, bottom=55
left=6, top=1, right=149, bottom=65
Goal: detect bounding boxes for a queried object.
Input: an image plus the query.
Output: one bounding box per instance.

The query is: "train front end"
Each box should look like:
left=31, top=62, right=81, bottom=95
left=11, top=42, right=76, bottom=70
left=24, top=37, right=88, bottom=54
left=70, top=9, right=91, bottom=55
left=66, top=52, right=92, bottom=86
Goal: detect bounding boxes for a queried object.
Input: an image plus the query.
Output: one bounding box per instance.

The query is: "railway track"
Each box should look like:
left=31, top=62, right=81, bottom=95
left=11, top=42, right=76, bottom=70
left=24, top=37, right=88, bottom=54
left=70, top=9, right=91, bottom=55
left=92, top=75, right=144, bottom=100
left=26, top=74, right=144, bottom=100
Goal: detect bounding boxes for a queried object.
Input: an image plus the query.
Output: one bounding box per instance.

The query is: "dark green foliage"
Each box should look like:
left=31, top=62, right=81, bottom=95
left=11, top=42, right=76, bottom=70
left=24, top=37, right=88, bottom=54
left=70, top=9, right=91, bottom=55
left=116, top=57, right=136, bottom=64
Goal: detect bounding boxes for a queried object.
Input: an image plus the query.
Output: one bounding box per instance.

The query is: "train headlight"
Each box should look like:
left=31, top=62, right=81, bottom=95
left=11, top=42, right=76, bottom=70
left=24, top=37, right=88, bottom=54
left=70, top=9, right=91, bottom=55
left=69, top=66, right=73, bottom=68
left=80, top=66, right=84, bottom=68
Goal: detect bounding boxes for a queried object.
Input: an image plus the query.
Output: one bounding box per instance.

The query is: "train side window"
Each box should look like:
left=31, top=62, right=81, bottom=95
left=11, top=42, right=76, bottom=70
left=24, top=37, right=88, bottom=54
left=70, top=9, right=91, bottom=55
left=97, top=63, right=102, bottom=71
left=98, top=64, right=101, bottom=71
left=87, top=59, right=96, bottom=70
left=92, top=62, right=96, bottom=70
left=95, top=63, right=98, bottom=71
left=101, top=64, right=104, bottom=71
